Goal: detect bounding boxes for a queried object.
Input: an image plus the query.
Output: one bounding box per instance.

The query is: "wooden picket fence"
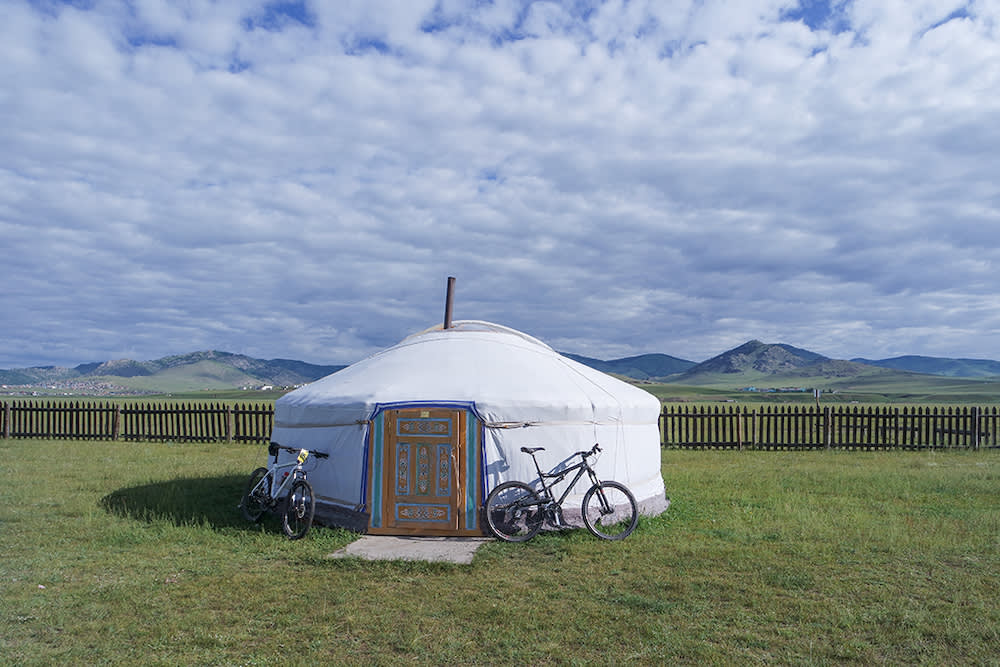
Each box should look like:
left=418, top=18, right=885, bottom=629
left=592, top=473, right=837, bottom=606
left=2, top=400, right=998, bottom=449
left=661, top=404, right=1000, bottom=450
left=0, top=401, right=272, bottom=443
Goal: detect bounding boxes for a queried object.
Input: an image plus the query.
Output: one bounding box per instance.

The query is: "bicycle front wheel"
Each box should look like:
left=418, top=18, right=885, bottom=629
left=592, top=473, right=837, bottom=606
left=484, top=481, right=543, bottom=542
left=240, top=467, right=271, bottom=523
left=281, top=479, right=316, bottom=540
left=582, top=481, right=638, bottom=540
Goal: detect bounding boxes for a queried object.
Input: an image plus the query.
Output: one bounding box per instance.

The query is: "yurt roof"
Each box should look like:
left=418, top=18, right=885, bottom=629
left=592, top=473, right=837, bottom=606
left=275, top=320, right=660, bottom=428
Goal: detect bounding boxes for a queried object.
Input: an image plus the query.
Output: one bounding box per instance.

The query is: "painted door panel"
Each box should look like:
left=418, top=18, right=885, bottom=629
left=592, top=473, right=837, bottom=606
left=367, top=406, right=482, bottom=536
left=383, top=409, right=462, bottom=533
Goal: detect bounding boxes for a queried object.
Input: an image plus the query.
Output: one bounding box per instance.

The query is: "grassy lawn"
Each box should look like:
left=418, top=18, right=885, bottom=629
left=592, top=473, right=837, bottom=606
left=2, top=439, right=998, bottom=665
left=645, top=374, right=1000, bottom=405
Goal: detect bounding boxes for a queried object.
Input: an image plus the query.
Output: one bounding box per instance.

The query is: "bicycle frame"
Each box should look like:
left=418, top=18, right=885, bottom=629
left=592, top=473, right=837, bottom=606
left=263, top=460, right=304, bottom=502
left=256, top=447, right=313, bottom=505
left=529, top=452, right=601, bottom=508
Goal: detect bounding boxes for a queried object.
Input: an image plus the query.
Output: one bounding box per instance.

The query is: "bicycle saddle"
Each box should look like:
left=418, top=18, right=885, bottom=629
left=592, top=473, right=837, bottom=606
left=520, top=446, right=545, bottom=454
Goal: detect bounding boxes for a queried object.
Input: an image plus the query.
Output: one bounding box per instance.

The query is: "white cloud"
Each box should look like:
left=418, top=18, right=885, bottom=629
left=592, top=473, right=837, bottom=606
left=2, top=0, right=999, bottom=369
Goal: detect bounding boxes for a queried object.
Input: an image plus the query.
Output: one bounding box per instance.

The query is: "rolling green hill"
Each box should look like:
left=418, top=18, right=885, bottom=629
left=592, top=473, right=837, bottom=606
left=852, top=355, right=1000, bottom=378
left=1, top=351, right=344, bottom=395
left=675, top=339, right=827, bottom=378
left=5, top=341, right=1000, bottom=398
left=561, top=352, right=695, bottom=379
left=91, top=361, right=264, bottom=393
left=650, top=341, right=1000, bottom=404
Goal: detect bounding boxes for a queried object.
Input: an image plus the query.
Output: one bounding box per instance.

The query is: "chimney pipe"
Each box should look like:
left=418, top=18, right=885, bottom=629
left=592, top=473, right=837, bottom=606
left=443, top=276, right=456, bottom=329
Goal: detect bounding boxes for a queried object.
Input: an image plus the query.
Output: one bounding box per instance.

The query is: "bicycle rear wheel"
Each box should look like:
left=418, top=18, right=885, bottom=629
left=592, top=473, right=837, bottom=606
left=281, top=479, right=316, bottom=540
left=240, top=467, right=271, bottom=523
left=582, top=481, right=638, bottom=540
left=484, top=481, right=543, bottom=542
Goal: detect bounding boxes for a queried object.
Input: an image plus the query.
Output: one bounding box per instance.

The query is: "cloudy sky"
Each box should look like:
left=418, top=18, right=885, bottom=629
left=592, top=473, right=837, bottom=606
left=3, top=0, right=999, bottom=369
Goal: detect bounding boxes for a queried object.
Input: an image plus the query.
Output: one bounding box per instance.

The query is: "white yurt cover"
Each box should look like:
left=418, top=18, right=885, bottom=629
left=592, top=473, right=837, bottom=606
left=269, top=320, right=667, bottom=531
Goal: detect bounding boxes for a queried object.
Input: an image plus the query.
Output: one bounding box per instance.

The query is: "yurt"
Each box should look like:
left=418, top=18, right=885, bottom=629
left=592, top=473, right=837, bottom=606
left=268, top=320, right=668, bottom=536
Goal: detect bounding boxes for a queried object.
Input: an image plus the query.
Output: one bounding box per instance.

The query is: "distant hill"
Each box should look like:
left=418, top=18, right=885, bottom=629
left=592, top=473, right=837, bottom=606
left=561, top=352, right=695, bottom=380
left=851, top=355, right=1000, bottom=378
left=5, top=343, right=1000, bottom=396
left=0, top=351, right=345, bottom=394
left=582, top=343, right=1000, bottom=389
left=669, top=340, right=904, bottom=387
left=674, top=340, right=826, bottom=379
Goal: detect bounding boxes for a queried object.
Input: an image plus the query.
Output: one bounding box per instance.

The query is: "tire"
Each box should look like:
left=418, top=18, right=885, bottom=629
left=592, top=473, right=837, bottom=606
left=484, top=481, right=544, bottom=542
left=240, top=467, right=271, bottom=523
left=582, top=481, right=638, bottom=540
left=281, top=479, right=315, bottom=540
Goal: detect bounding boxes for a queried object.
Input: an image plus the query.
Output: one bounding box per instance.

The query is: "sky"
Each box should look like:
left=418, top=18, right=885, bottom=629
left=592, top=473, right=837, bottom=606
left=3, top=0, right=999, bottom=369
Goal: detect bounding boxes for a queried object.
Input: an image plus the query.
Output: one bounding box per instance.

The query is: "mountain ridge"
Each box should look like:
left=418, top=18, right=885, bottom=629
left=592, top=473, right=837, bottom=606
left=675, top=340, right=827, bottom=378
left=851, top=355, right=1000, bottom=378
left=0, top=351, right=345, bottom=393
left=560, top=352, right=695, bottom=379
left=3, top=344, right=1000, bottom=395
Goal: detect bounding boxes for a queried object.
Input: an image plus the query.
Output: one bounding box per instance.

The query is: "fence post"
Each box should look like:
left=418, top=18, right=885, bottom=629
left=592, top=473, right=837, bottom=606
left=225, top=404, right=234, bottom=443
left=824, top=406, right=830, bottom=449
left=112, top=404, right=122, bottom=440
left=2, top=401, right=9, bottom=439
left=737, top=406, right=744, bottom=451
left=973, top=406, right=981, bottom=451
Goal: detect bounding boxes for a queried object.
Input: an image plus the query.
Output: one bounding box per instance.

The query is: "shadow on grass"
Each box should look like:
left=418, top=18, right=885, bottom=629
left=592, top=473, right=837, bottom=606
left=100, top=474, right=255, bottom=531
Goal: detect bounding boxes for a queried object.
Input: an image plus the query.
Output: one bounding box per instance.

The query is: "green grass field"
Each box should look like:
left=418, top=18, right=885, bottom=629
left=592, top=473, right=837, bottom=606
left=645, top=375, right=1000, bottom=405
left=2, top=439, right=998, bottom=664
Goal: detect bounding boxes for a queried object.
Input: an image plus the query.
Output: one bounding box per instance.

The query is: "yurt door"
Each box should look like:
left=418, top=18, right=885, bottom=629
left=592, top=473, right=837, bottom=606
left=375, top=407, right=468, bottom=534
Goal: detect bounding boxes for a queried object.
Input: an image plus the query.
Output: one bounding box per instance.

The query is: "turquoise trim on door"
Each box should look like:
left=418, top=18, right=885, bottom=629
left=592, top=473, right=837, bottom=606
left=370, top=412, right=384, bottom=529
left=465, top=412, right=479, bottom=530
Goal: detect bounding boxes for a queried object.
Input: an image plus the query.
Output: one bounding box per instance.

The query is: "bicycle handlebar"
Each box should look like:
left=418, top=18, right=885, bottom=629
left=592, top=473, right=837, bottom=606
left=269, top=442, right=329, bottom=459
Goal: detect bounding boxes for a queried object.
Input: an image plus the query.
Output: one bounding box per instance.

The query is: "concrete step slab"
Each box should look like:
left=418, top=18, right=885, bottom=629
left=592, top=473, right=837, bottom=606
left=326, top=535, right=492, bottom=565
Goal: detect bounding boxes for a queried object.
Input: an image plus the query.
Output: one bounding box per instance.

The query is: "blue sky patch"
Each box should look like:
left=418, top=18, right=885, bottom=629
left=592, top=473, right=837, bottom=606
left=780, top=0, right=852, bottom=34
left=343, top=36, right=392, bottom=56
left=25, top=0, right=98, bottom=17
left=924, top=6, right=972, bottom=34
left=126, top=34, right=178, bottom=50
left=243, top=0, right=316, bottom=32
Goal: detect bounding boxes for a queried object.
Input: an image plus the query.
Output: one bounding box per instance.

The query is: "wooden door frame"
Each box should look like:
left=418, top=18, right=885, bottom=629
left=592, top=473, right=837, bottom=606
left=366, top=403, right=484, bottom=536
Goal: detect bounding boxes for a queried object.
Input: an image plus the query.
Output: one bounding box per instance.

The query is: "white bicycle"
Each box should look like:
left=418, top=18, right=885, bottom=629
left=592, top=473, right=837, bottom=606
left=239, top=442, right=328, bottom=539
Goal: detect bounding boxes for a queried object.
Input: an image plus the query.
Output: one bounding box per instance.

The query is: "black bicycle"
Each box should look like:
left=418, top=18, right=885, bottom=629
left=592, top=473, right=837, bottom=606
left=240, top=442, right=329, bottom=539
left=483, top=443, right=638, bottom=542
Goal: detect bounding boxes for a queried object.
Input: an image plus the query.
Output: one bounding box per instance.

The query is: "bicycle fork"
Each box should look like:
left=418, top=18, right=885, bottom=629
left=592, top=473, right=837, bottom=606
left=587, top=469, right=615, bottom=516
